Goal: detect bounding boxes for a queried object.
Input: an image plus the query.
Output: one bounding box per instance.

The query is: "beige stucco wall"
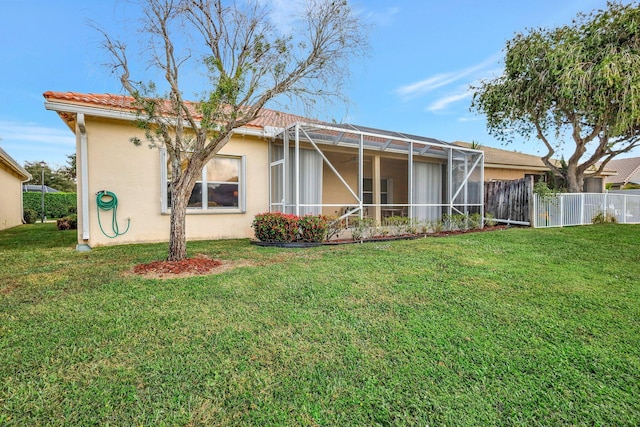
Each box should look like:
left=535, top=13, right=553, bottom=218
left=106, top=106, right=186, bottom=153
left=0, top=162, right=25, bottom=230
left=484, top=167, right=545, bottom=182
left=319, top=150, right=440, bottom=217
left=321, top=151, right=362, bottom=216
left=78, top=116, right=269, bottom=247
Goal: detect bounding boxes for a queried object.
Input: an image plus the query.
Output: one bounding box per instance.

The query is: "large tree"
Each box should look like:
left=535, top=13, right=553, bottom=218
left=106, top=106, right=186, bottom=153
left=472, top=2, right=640, bottom=192
left=98, top=0, right=367, bottom=261
left=23, top=160, right=76, bottom=192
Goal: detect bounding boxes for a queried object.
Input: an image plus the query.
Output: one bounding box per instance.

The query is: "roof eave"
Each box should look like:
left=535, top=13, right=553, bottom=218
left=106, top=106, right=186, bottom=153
left=0, top=147, right=31, bottom=180
left=44, top=100, right=276, bottom=138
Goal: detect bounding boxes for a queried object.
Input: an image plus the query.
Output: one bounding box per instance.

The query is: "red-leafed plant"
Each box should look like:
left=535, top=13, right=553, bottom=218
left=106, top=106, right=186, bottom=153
left=252, top=212, right=300, bottom=243
left=252, top=212, right=329, bottom=243
left=298, top=215, right=329, bottom=242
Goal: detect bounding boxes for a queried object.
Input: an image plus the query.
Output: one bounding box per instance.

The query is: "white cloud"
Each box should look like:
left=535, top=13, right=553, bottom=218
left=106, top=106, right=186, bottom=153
left=0, top=120, right=75, bottom=166
left=426, top=90, right=473, bottom=112
left=0, top=121, right=74, bottom=146
left=260, top=1, right=399, bottom=36
left=361, top=6, right=399, bottom=27
left=395, top=52, right=503, bottom=101
left=257, top=0, right=305, bottom=34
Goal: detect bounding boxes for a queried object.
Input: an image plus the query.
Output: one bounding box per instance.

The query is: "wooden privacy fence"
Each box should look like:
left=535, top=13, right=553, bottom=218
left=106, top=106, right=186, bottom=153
left=484, top=176, right=533, bottom=225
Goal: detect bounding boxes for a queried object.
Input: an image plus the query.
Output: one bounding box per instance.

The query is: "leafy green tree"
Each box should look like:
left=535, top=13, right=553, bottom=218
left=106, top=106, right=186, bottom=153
left=23, top=160, right=76, bottom=192
left=472, top=2, right=640, bottom=192
left=98, top=0, right=368, bottom=261
left=58, top=154, right=76, bottom=183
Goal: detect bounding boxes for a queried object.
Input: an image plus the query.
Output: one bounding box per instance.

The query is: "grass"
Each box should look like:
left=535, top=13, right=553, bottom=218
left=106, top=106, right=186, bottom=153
left=1, top=223, right=639, bottom=426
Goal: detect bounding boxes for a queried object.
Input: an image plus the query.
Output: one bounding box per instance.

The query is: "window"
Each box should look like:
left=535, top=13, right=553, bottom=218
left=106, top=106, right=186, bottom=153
left=163, top=152, right=245, bottom=212
left=363, top=178, right=389, bottom=205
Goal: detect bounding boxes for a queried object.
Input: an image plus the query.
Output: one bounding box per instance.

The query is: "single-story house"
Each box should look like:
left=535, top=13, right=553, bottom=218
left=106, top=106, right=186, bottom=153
left=44, top=91, right=484, bottom=249
left=603, top=156, right=640, bottom=189
left=454, top=141, right=614, bottom=192
left=0, top=146, right=31, bottom=230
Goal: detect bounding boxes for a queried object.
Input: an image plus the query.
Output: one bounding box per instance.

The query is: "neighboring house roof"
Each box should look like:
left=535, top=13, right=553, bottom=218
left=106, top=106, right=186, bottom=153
left=23, top=184, right=60, bottom=193
left=0, top=146, right=31, bottom=181
left=454, top=141, right=549, bottom=172
left=603, top=157, right=640, bottom=185
left=454, top=141, right=615, bottom=177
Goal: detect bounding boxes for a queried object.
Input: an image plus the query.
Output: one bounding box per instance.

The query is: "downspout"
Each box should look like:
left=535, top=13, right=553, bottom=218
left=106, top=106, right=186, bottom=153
left=77, top=113, right=91, bottom=251
left=408, top=141, right=413, bottom=220
left=480, top=152, right=484, bottom=228
left=20, top=176, right=31, bottom=224
left=358, top=134, right=364, bottom=218
left=295, top=123, right=300, bottom=216
left=447, top=147, right=453, bottom=217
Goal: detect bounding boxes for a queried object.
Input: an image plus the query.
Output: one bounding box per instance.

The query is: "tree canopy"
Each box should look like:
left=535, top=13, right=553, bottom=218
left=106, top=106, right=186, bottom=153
left=23, top=157, right=76, bottom=192
left=471, top=1, right=640, bottom=192
left=98, top=0, right=368, bottom=260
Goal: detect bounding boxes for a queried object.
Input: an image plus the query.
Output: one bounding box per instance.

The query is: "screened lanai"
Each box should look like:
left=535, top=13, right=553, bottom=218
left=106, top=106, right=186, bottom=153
left=269, top=122, right=484, bottom=225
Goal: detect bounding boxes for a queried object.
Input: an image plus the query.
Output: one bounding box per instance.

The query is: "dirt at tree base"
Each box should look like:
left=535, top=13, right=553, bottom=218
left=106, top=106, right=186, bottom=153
left=132, top=255, right=224, bottom=278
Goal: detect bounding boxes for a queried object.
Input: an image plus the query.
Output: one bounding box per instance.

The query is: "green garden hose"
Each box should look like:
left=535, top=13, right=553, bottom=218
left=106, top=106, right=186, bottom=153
left=96, top=190, right=130, bottom=238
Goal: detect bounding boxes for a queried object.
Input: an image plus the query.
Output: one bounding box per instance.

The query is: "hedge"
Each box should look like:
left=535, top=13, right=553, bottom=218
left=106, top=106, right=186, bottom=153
left=23, top=192, right=77, bottom=220
left=252, top=212, right=329, bottom=243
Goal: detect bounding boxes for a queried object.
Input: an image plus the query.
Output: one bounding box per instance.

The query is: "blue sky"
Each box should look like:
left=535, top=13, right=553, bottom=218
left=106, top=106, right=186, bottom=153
left=0, top=0, right=627, bottom=168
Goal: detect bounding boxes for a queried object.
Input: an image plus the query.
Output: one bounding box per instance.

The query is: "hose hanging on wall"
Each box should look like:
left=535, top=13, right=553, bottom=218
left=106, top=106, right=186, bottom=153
left=96, top=190, right=130, bottom=238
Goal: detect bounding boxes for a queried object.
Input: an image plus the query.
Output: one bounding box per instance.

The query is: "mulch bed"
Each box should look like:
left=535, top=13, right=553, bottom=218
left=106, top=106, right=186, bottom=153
left=133, top=256, right=222, bottom=276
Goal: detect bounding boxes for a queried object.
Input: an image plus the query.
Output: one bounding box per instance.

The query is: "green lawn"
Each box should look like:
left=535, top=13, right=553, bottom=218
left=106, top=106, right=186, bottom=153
left=1, top=223, right=639, bottom=426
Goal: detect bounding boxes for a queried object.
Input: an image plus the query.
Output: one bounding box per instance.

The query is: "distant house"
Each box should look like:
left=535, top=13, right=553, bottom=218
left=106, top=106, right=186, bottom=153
left=604, top=157, right=640, bottom=190
left=23, top=184, right=60, bottom=193
left=0, top=146, right=31, bottom=230
left=44, top=91, right=484, bottom=249
left=455, top=141, right=614, bottom=192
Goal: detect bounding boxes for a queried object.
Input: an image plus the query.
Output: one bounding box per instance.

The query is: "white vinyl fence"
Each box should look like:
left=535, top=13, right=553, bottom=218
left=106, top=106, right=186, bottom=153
left=533, top=193, right=640, bottom=228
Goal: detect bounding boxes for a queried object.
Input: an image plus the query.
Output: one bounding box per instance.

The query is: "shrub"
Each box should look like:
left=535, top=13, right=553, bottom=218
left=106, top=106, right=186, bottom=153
left=23, top=208, right=38, bottom=224
left=533, top=179, right=560, bottom=203
left=57, top=214, right=78, bottom=231
left=484, top=212, right=497, bottom=227
left=468, top=213, right=484, bottom=229
left=350, top=217, right=376, bottom=241
left=252, top=212, right=300, bottom=242
left=298, top=215, right=329, bottom=242
left=326, top=216, right=346, bottom=241
left=443, top=214, right=468, bottom=230
left=592, top=211, right=617, bottom=224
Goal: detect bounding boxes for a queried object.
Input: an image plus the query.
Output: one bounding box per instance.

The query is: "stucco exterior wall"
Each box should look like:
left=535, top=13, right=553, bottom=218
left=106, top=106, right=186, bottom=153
left=484, top=167, right=545, bottom=182
left=321, top=151, right=362, bottom=216
left=0, top=162, right=25, bottom=230
left=319, top=150, right=443, bottom=217
left=79, top=116, right=269, bottom=247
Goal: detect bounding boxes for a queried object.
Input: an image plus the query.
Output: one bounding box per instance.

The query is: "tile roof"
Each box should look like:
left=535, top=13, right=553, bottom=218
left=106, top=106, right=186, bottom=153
left=42, top=92, right=483, bottom=158
left=43, top=92, right=470, bottom=156
left=603, top=157, right=640, bottom=185
left=43, top=91, right=312, bottom=130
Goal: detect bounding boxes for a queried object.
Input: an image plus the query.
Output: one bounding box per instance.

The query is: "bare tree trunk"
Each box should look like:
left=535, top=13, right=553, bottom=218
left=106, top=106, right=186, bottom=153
left=566, top=166, right=584, bottom=193
left=168, top=190, right=188, bottom=261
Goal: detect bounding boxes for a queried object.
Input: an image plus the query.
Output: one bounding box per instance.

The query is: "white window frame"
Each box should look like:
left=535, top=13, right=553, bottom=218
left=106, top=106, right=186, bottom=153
left=363, top=177, right=392, bottom=205
left=160, top=149, right=246, bottom=214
